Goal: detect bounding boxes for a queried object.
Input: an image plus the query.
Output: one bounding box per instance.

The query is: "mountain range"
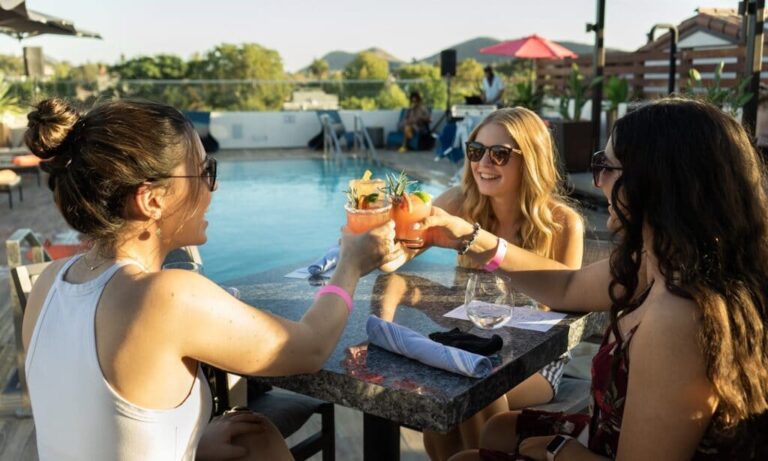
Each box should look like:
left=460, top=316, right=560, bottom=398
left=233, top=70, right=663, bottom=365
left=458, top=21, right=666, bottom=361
left=310, top=36, right=628, bottom=72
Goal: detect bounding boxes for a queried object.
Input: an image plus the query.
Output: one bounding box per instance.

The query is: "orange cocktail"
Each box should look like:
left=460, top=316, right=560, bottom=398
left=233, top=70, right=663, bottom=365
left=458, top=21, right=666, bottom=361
left=391, top=192, right=432, bottom=248
left=384, top=171, right=432, bottom=248
left=345, top=203, right=392, bottom=233
left=345, top=175, right=390, bottom=234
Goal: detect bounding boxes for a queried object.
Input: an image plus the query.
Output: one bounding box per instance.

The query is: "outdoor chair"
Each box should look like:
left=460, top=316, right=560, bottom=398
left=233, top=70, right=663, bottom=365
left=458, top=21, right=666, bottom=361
left=385, top=108, right=433, bottom=151
left=0, top=169, right=22, bottom=208
left=316, top=110, right=355, bottom=154
left=0, top=148, right=42, bottom=187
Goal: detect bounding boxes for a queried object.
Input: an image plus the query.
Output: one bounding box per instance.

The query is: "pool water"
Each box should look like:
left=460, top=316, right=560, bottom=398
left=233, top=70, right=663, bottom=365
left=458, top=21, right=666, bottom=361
left=200, top=158, right=457, bottom=282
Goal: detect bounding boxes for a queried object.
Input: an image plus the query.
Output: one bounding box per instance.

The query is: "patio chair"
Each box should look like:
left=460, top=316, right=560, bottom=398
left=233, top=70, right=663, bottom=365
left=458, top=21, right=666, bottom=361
left=0, top=169, right=22, bottom=208
left=0, top=148, right=42, bottom=187
left=385, top=108, right=434, bottom=151
left=316, top=110, right=355, bottom=155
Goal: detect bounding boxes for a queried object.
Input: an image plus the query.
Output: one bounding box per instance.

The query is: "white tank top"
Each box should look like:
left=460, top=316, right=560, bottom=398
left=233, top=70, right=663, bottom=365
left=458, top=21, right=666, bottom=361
left=26, top=256, right=212, bottom=460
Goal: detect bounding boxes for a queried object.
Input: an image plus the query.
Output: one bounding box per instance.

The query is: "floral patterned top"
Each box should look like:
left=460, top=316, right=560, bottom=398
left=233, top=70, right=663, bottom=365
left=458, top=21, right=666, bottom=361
left=589, top=325, right=727, bottom=459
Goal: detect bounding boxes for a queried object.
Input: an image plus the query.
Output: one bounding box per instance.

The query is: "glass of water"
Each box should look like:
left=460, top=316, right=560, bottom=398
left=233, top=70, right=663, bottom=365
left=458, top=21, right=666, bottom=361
left=464, top=273, right=512, bottom=329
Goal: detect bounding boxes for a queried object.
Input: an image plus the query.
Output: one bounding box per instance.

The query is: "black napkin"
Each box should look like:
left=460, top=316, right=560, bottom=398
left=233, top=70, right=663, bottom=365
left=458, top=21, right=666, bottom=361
left=428, top=328, right=503, bottom=356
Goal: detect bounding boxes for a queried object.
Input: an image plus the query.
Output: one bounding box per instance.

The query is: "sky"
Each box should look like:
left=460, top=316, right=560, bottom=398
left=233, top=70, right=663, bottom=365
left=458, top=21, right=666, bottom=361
left=0, top=0, right=740, bottom=72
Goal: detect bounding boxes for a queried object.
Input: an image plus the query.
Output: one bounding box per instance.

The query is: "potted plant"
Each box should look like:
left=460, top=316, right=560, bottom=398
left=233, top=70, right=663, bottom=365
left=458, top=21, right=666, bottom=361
left=686, top=62, right=753, bottom=116
left=550, top=64, right=601, bottom=172
left=603, top=75, right=629, bottom=134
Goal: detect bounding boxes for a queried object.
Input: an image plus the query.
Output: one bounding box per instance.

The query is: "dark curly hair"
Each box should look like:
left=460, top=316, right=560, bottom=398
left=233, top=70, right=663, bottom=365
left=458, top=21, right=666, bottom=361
left=25, top=98, right=198, bottom=250
left=608, top=98, right=768, bottom=454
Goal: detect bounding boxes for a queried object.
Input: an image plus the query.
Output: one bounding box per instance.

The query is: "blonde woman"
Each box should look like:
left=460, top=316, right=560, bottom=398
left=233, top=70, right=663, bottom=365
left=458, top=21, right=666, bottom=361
left=390, top=107, right=584, bottom=460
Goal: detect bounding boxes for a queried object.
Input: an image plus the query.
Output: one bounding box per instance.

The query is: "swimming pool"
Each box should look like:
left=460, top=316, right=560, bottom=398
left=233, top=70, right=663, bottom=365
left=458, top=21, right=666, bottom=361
left=200, top=157, right=457, bottom=282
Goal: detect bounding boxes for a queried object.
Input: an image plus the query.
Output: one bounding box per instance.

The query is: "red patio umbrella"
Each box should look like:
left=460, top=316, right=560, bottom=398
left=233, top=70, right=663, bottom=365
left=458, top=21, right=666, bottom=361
left=479, top=34, right=577, bottom=59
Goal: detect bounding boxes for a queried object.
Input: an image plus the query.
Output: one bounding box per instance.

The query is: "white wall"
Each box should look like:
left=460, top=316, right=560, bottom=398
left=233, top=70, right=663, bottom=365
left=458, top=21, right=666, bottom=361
left=210, top=109, right=445, bottom=149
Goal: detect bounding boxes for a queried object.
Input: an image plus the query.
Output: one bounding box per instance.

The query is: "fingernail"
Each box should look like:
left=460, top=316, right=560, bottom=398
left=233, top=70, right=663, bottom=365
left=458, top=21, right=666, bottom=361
left=412, top=223, right=421, bottom=230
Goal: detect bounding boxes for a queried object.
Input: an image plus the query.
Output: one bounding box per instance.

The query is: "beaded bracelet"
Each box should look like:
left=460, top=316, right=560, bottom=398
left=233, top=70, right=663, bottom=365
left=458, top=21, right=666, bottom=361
left=457, top=222, right=481, bottom=255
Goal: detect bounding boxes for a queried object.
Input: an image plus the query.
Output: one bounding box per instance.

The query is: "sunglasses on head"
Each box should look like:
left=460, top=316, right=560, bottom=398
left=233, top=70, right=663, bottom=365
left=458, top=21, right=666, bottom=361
left=590, top=150, right=622, bottom=187
left=154, top=156, right=218, bottom=192
left=465, top=141, right=522, bottom=166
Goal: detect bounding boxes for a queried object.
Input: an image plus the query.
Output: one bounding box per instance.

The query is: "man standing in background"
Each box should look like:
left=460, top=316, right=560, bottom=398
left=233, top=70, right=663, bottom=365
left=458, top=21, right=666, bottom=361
left=482, top=65, right=505, bottom=106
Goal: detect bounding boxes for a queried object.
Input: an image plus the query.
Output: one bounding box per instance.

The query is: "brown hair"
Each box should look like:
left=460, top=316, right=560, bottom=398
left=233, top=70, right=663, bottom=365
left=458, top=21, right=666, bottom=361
left=25, top=98, right=198, bottom=250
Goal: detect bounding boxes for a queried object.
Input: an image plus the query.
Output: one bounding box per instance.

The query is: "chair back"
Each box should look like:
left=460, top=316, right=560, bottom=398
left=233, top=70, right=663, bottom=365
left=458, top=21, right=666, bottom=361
left=11, top=262, right=51, bottom=314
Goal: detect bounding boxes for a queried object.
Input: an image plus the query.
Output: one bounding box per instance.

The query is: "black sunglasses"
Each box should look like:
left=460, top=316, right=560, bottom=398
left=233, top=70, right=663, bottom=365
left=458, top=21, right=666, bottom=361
left=590, top=150, right=622, bottom=187
left=465, top=141, right=522, bottom=166
left=156, top=156, right=218, bottom=192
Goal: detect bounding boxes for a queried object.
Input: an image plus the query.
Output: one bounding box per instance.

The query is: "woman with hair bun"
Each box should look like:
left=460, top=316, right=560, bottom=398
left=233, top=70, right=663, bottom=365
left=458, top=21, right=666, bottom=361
left=22, top=98, right=402, bottom=460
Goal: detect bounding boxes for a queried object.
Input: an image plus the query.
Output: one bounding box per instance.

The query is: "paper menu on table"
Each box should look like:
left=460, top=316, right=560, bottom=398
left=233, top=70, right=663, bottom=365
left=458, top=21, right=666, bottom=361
left=444, top=302, right=567, bottom=332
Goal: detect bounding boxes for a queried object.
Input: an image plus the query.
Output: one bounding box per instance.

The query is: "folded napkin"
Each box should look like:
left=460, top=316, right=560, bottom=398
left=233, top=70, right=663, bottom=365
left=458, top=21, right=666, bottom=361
left=428, top=328, right=503, bottom=356
left=307, top=246, right=340, bottom=276
left=366, top=315, right=493, bottom=378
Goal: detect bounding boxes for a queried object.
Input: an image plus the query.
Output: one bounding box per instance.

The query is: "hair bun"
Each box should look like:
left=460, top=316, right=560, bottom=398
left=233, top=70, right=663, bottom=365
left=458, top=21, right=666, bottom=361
left=25, top=98, right=81, bottom=160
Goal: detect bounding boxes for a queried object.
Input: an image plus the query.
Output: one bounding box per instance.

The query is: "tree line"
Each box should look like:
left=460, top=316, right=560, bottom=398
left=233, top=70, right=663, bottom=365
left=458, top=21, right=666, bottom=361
left=0, top=43, right=509, bottom=112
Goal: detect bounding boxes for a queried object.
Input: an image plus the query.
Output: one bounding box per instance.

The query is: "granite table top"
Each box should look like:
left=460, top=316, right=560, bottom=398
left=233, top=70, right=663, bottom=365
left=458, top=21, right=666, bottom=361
left=230, top=259, right=605, bottom=433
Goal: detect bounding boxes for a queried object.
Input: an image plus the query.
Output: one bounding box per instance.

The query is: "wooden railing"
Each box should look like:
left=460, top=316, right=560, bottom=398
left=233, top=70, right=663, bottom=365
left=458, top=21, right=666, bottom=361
left=535, top=46, right=763, bottom=97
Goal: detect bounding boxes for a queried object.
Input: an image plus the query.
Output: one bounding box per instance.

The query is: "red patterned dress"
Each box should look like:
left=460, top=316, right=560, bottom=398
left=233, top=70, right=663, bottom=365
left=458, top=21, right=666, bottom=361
left=480, top=325, right=728, bottom=460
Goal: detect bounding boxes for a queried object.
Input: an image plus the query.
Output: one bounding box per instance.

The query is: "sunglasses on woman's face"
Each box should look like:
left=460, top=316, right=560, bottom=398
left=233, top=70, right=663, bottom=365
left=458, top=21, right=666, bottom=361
left=590, top=150, right=622, bottom=187
left=157, top=156, right=218, bottom=192
left=465, top=141, right=522, bottom=166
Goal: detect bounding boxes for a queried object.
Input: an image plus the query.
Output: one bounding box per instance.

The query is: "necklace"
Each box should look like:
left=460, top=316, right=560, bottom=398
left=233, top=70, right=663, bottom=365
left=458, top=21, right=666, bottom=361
left=83, top=253, right=109, bottom=271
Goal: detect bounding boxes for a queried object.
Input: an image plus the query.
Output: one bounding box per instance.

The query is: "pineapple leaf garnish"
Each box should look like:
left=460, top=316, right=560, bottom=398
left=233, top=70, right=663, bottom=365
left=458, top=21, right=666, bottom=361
left=385, top=171, right=417, bottom=198
left=345, top=187, right=358, bottom=207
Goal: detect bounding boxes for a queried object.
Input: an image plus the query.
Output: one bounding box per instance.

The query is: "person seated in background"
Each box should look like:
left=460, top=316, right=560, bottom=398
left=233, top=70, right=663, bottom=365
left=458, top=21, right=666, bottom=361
left=481, top=66, right=505, bottom=106
left=385, top=107, right=584, bottom=460
left=420, top=98, right=768, bottom=460
left=398, top=91, right=432, bottom=153
left=21, top=98, right=402, bottom=460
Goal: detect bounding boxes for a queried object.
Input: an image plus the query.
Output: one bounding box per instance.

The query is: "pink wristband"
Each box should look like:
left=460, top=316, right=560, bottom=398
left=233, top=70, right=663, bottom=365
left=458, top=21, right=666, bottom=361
left=483, top=238, right=508, bottom=272
left=315, top=284, right=353, bottom=313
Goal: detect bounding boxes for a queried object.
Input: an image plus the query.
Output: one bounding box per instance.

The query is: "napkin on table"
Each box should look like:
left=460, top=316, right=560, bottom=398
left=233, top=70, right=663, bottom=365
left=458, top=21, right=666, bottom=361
left=366, top=315, right=493, bottom=378
left=307, top=245, right=340, bottom=276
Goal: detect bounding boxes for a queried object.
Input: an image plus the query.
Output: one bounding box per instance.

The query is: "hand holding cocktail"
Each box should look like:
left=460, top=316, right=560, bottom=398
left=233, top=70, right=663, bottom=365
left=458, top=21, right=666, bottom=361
left=385, top=171, right=432, bottom=249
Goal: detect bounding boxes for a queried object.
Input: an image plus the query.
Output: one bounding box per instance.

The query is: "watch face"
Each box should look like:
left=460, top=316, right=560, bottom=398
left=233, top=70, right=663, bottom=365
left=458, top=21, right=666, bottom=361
left=546, top=435, right=567, bottom=453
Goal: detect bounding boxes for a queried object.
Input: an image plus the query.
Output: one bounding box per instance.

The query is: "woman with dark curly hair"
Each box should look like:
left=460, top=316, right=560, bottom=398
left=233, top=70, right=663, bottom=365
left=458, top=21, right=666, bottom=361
left=419, top=98, right=768, bottom=460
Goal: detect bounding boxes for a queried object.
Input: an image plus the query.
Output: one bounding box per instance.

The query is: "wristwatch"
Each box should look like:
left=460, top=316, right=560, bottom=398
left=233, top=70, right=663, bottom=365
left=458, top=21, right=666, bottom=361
left=546, top=435, right=573, bottom=461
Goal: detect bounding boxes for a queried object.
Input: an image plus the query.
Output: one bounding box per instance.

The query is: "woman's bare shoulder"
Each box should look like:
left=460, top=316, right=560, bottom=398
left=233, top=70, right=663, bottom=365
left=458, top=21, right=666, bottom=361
left=434, top=186, right=464, bottom=215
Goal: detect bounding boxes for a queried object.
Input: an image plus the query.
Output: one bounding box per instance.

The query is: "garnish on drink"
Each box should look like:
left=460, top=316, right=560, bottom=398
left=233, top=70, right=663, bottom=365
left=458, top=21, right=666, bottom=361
left=344, top=170, right=391, bottom=234
left=385, top=171, right=432, bottom=248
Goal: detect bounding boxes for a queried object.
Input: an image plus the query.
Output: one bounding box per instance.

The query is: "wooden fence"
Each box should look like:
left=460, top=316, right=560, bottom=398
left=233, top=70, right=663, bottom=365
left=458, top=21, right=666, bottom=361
left=534, top=46, right=766, bottom=97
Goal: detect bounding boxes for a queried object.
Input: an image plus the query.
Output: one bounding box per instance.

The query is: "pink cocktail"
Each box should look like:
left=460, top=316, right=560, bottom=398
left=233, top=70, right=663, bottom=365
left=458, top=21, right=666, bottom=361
left=345, top=203, right=392, bottom=234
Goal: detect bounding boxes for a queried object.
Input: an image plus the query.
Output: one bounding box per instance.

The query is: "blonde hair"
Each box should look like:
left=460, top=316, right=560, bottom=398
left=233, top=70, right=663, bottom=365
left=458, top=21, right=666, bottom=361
left=459, top=107, right=574, bottom=265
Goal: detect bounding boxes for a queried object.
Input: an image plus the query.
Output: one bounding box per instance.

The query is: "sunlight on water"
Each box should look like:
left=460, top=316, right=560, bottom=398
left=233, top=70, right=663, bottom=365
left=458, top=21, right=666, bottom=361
left=200, top=158, right=456, bottom=282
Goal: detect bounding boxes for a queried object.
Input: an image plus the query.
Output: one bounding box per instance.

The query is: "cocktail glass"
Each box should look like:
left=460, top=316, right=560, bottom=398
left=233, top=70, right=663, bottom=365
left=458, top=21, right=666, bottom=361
left=345, top=203, right=393, bottom=234
left=349, top=178, right=385, bottom=197
left=391, top=194, right=432, bottom=248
